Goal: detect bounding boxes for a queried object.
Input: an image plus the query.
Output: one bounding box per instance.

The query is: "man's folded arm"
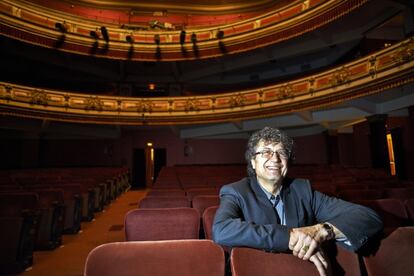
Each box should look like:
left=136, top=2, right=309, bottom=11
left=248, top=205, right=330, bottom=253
left=212, top=193, right=290, bottom=251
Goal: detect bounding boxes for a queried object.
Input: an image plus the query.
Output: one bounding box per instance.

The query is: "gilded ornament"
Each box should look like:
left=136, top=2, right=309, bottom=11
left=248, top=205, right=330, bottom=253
left=184, top=98, right=200, bottom=112
left=117, top=100, right=122, bottom=112
left=330, top=67, right=350, bottom=86
left=137, top=100, right=153, bottom=113
left=369, top=56, right=377, bottom=78
left=308, top=78, right=315, bottom=95
left=277, top=84, right=293, bottom=100
left=31, top=90, right=49, bottom=105
left=1, top=85, right=12, bottom=100
left=392, top=38, right=414, bottom=64
left=85, top=96, right=103, bottom=111
left=229, top=94, right=246, bottom=107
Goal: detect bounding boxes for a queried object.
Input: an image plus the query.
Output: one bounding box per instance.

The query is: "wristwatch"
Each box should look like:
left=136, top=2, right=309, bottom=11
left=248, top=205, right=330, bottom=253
left=322, top=223, right=335, bottom=240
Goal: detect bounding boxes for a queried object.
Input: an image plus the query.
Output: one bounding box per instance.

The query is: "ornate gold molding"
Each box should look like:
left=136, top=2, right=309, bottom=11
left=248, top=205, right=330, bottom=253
left=0, top=0, right=368, bottom=61
left=1, top=36, right=414, bottom=125
left=73, top=0, right=277, bottom=14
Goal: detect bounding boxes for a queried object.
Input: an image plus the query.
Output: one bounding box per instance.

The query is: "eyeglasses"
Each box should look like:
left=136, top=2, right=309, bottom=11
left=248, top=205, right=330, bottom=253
left=255, top=149, right=289, bottom=160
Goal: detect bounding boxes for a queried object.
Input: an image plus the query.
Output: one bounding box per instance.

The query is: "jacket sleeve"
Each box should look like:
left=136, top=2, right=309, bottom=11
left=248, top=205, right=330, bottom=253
left=311, top=189, right=383, bottom=251
left=212, top=185, right=290, bottom=251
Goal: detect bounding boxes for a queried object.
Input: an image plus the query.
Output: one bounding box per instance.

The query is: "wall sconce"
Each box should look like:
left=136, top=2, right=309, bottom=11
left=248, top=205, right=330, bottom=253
left=90, top=30, right=99, bottom=40
left=154, top=34, right=161, bottom=45
left=126, top=34, right=134, bottom=44
left=100, top=26, right=109, bottom=42
left=216, top=30, right=224, bottom=40
left=180, top=30, right=186, bottom=45
left=55, top=22, right=67, bottom=33
left=191, top=33, right=197, bottom=44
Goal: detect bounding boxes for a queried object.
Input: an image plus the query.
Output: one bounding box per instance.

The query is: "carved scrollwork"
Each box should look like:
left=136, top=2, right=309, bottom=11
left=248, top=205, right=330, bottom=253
left=31, top=90, right=49, bottom=105
left=392, top=38, right=414, bottom=64
left=184, top=98, right=200, bottom=112
left=137, top=100, right=153, bottom=113
left=277, top=83, right=293, bottom=100
left=229, top=94, right=246, bottom=107
left=85, top=96, right=103, bottom=111
left=1, top=85, right=13, bottom=100
left=330, top=67, right=350, bottom=86
left=308, top=78, right=315, bottom=95
left=369, top=56, right=377, bottom=78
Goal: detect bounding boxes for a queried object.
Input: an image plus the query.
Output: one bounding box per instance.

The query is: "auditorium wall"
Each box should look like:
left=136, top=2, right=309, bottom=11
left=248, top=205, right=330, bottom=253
left=1, top=111, right=413, bottom=180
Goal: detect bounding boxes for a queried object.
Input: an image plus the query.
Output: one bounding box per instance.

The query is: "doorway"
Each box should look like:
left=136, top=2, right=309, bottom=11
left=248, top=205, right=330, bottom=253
left=132, top=147, right=166, bottom=188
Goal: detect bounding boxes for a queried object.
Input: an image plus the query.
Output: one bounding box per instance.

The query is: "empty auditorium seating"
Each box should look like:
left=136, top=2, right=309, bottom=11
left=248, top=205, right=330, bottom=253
left=230, top=247, right=320, bottom=276
left=231, top=243, right=363, bottom=276
left=84, top=240, right=225, bottom=276
left=405, top=199, right=414, bottom=222
left=0, top=193, right=39, bottom=274
left=356, top=199, right=409, bottom=234
left=363, top=227, right=414, bottom=276
left=192, top=195, right=220, bottom=217
left=138, top=196, right=191, bottom=208
left=383, top=188, right=414, bottom=200
left=186, top=188, right=219, bottom=201
left=338, top=189, right=384, bottom=201
left=124, top=207, right=200, bottom=241
left=146, top=189, right=186, bottom=197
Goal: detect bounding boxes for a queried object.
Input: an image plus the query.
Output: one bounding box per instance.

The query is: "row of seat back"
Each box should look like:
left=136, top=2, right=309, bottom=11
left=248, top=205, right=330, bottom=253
left=138, top=195, right=219, bottom=214
left=0, top=193, right=39, bottom=273
left=147, top=187, right=220, bottom=200
left=85, top=240, right=225, bottom=276
left=85, top=227, right=414, bottom=276
left=125, top=208, right=200, bottom=241
left=0, top=190, right=64, bottom=250
left=124, top=205, right=216, bottom=242
left=0, top=168, right=130, bottom=274
left=230, top=227, right=414, bottom=276
left=355, top=198, right=414, bottom=234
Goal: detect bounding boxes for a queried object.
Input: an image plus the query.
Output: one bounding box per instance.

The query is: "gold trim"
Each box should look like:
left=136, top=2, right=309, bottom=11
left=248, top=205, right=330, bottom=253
left=1, top=36, right=414, bottom=125
left=74, top=0, right=278, bottom=14
left=0, top=0, right=368, bottom=61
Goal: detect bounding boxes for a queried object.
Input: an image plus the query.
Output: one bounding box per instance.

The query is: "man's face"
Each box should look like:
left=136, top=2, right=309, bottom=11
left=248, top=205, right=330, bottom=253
left=251, top=140, right=289, bottom=186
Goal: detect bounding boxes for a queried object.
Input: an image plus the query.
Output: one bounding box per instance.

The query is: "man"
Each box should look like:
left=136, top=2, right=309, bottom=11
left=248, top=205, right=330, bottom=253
left=212, top=127, right=383, bottom=276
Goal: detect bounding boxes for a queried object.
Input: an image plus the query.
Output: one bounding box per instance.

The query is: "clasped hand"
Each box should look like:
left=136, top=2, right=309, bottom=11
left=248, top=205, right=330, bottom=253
left=288, top=224, right=332, bottom=276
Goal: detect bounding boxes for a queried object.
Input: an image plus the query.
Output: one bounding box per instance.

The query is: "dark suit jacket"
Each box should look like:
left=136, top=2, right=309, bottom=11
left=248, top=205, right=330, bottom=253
left=212, top=177, right=383, bottom=252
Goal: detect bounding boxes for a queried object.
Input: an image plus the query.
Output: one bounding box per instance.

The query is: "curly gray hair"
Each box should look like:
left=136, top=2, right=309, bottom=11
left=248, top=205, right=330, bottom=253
left=245, top=127, right=295, bottom=176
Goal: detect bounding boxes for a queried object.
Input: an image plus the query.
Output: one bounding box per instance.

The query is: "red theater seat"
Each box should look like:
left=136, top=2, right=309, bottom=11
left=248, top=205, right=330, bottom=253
left=384, top=188, right=414, bottom=200
left=405, top=199, right=414, bottom=222
left=146, top=190, right=186, bottom=197
left=231, top=247, right=319, bottom=276
left=338, top=189, right=384, bottom=201
left=138, top=196, right=191, bottom=208
left=84, top=240, right=225, bottom=276
left=363, top=227, right=414, bottom=276
left=231, top=244, right=362, bottom=276
left=202, top=205, right=219, bottom=240
left=124, top=207, right=200, bottom=241
left=192, top=195, right=220, bottom=216
left=356, top=199, right=409, bottom=234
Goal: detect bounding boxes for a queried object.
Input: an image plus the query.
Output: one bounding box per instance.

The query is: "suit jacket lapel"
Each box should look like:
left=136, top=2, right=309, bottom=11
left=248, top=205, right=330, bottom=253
left=281, top=178, right=300, bottom=228
left=249, top=177, right=280, bottom=223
